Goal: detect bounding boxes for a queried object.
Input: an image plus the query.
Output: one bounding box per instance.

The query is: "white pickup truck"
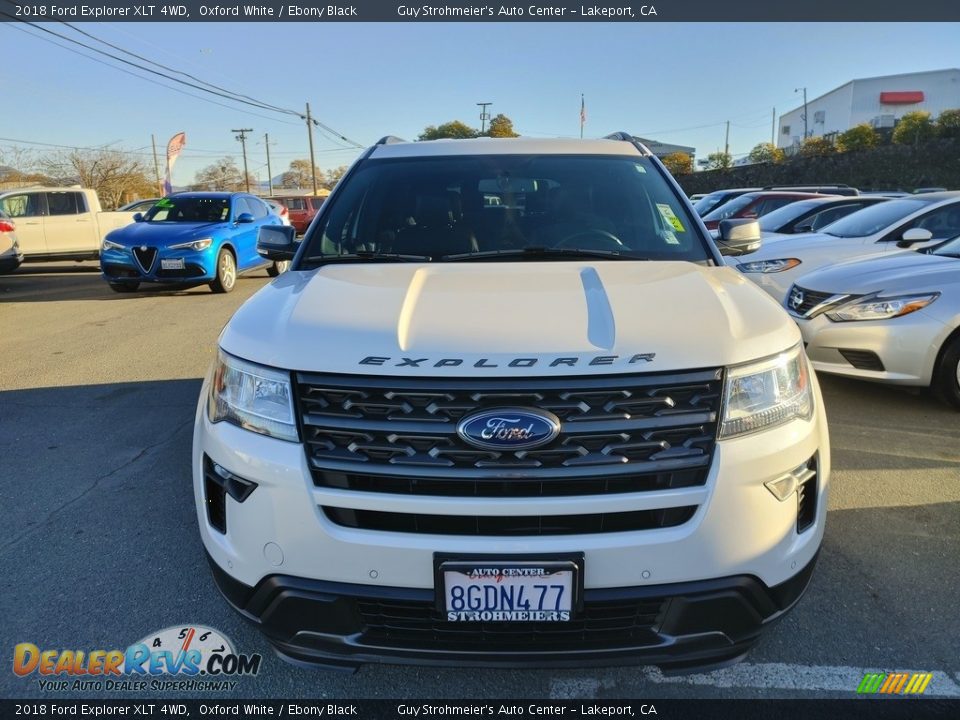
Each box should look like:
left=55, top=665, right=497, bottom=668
left=0, top=187, right=136, bottom=262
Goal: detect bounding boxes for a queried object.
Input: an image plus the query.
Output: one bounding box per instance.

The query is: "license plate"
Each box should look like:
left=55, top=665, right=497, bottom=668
left=161, top=258, right=184, bottom=270
left=439, top=560, right=578, bottom=622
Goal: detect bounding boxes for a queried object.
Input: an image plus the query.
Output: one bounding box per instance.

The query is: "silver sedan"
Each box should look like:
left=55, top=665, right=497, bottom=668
left=785, top=236, right=960, bottom=408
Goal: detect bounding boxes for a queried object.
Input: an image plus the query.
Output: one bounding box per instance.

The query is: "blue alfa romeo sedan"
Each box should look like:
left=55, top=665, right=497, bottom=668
left=100, top=192, right=287, bottom=293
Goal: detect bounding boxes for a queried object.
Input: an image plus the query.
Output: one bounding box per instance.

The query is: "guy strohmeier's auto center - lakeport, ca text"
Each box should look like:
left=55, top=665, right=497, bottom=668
left=17, top=4, right=652, bottom=19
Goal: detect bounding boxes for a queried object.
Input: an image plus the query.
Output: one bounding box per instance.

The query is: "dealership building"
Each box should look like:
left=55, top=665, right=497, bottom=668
left=778, top=68, right=960, bottom=149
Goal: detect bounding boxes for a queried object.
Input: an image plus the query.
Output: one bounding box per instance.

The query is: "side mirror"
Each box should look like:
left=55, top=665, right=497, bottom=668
left=133, top=213, right=144, bottom=223
left=235, top=212, right=255, bottom=224
left=257, top=224, right=298, bottom=260
left=897, top=227, right=934, bottom=248
left=716, top=219, right=762, bottom=256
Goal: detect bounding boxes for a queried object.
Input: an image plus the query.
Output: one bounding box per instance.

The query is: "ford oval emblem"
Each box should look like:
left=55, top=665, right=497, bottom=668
left=456, top=407, right=561, bottom=451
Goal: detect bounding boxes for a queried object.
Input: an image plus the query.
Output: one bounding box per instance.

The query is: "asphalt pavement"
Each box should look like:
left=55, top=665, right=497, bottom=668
left=1, top=262, right=958, bottom=700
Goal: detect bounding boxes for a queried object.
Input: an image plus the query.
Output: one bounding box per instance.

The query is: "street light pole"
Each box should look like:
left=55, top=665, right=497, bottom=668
left=232, top=128, right=253, bottom=192
left=795, top=87, right=808, bottom=139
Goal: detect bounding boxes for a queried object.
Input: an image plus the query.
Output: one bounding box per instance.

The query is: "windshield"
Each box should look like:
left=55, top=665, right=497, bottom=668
left=701, top=193, right=758, bottom=222
left=693, top=191, right=733, bottom=216
left=303, top=155, right=711, bottom=263
left=818, top=198, right=930, bottom=237
left=144, top=196, right=230, bottom=223
left=758, top=199, right=822, bottom=231
left=933, top=233, right=960, bottom=257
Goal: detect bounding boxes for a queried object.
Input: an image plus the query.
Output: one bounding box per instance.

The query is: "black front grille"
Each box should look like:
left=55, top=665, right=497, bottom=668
left=157, top=264, right=206, bottom=278
left=133, top=246, right=157, bottom=273
left=787, top=286, right=836, bottom=317
left=297, top=370, right=720, bottom=536
left=838, top=349, right=885, bottom=371
left=101, top=263, right=140, bottom=279
left=356, top=596, right=666, bottom=650
left=323, top=505, right=697, bottom=536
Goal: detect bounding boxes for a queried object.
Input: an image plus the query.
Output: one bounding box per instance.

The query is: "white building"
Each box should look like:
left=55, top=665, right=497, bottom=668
left=778, top=68, right=960, bottom=149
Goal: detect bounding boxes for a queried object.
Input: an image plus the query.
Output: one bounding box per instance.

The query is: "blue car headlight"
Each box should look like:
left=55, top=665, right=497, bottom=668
left=102, top=238, right=126, bottom=252
left=170, top=238, right=213, bottom=251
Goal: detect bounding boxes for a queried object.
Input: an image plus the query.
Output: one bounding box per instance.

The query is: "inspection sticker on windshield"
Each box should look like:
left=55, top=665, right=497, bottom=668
left=656, top=203, right=686, bottom=232
left=663, top=231, right=680, bottom=245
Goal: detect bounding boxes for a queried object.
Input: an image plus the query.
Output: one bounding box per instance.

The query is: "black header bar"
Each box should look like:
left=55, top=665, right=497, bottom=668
left=2, top=0, right=960, bottom=23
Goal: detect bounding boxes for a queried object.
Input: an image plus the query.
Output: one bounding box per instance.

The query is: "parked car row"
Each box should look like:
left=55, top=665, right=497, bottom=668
left=693, top=181, right=960, bottom=408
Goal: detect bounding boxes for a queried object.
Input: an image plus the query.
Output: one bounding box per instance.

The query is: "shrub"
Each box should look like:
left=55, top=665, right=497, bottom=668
left=892, top=111, right=935, bottom=145
left=837, top=124, right=880, bottom=152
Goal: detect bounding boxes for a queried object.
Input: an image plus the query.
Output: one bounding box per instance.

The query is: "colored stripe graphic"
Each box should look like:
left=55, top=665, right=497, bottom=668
left=858, top=672, right=932, bottom=695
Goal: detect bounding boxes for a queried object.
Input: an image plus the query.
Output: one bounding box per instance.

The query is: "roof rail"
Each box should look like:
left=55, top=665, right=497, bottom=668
left=603, top=131, right=652, bottom=156
left=376, top=136, right=406, bottom=145
left=762, top=183, right=852, bottom=189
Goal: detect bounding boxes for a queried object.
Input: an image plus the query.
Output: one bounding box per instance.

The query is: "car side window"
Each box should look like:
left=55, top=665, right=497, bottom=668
left=246, top=197, right=269, bottom=219
left=233, top=197, right=253, bottom=219
left=286, top=198, right=306, bottom=211
left=809, top=206, right=852, bottom=230
left=0, top=193, right=40, bottom=218
left=894, top=204, right=960, bottom=241
left=46, top=192, right=82, bottom=216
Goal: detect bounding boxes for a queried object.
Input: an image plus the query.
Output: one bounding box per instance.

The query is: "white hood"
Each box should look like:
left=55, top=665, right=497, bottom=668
left=220, top=261, right=800, bottom=376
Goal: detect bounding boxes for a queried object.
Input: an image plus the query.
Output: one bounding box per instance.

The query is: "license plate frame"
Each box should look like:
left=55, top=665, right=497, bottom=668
left=161, top=258, right=184, bottom=270
left=434, top=552, right=584, bottom=622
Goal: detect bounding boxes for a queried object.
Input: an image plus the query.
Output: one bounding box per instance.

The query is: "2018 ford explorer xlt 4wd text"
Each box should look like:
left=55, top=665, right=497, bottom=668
left=192, top=134, right=830, bottom=672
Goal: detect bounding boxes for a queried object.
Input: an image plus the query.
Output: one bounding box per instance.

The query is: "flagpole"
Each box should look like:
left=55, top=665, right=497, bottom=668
left=580, top=94, right=585, bottom=139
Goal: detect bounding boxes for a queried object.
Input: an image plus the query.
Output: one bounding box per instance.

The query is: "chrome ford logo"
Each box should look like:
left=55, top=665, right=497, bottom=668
left=789, top=287, right=805, bottom=311
left=457, top=408, right=561, bottom=451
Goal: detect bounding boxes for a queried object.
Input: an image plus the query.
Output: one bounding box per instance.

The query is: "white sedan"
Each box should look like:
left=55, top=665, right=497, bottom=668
left=729, top=192, right=960, bottom=303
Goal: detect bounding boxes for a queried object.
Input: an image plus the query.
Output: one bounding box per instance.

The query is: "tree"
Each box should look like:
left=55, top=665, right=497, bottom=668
left=747, top=143, right=785, bottom=164
left=323, top=165, right=348, bottom=190
left=39, top=149, right=155, bottom=209
left=660, top=152, right=693, bottom=176
left=936, top=109, right=960, bottom=139
left=704, top=152, right=732, bottom=170
left=281, top=158, right=322, bottom=189
left=485, top=114, right=519, bottom=138
left=418, top=121, right=479, bottom=141
left=193, top=157, right=253, bottom=192
left=798, top=136, right=835, bottom=158
left=892, top=111, right=935, bottom=145
left=836, top=124, right=879, bottom=152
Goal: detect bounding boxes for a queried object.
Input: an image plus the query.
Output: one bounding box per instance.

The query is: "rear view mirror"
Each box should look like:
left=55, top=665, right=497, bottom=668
left=257, top=225, right=298, bottom=260
left=716, top=219, right=762, bottom=256
left=897, top=228, right=934, bottom=248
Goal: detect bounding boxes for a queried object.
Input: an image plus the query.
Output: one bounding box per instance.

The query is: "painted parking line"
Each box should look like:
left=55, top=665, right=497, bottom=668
left=641, top=663, right=960, bottom=697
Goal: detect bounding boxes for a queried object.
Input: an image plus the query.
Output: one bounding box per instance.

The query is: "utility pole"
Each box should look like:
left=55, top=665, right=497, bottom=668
left=724, top=120, right=730, bottom=157
left=477, top=102, right=492, bottom=134
left=264, top=133, right=274, bottom=197
left=771, top=107, right=776, bottom=146
left=150, top=134, right=163, bottom=196
left=795, top=87, right=808, bottom=139
left=232, top=128, right=253, bottom=192
left=305, top=103, right=318, bottom=195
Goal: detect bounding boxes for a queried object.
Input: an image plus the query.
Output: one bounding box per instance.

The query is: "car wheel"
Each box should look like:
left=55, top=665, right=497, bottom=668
left=209, top=249, right=237, bottom=294
left=933, top=334, right=960, bottom=409
left=267, top=260, right=290, bottom=277
left=108, top=282, right=140, bottom=293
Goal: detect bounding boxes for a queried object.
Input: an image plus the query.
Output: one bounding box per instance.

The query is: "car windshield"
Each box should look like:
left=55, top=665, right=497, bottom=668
left=757, top=199, right=824, bottom=231
left=701, top=193, right=758, bottom=222
left=818, top=198, right=932, bottom=237
left=144, top=196, right=230, bottom=223
left=692, top=191, right=732, bottom=216
left=932, top=233, right=960, bottom=257
left=302, top=155, right=710, bottom=264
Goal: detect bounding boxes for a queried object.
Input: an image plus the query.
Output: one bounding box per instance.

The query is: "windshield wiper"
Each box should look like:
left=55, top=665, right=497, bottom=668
left=302, top=251, right=433, bottom=264
left=441, top=247, right=643, bottom=262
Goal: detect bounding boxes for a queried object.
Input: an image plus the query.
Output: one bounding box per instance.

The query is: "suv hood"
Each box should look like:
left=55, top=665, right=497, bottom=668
left=220, top=262, right=799, bottom=376
left=794, top=249, right=960, bottom=295
left=108, top=221, right=225, bottom=245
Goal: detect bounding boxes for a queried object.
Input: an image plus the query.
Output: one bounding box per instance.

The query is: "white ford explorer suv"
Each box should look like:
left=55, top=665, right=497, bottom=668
left=193, top=134, right=830, bottom=672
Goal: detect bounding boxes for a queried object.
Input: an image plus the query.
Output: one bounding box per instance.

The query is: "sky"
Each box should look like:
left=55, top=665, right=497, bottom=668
left=1, top=21, right=958, bottom=186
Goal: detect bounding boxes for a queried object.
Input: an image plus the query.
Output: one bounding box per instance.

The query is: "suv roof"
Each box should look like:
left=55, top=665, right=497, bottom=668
left=369, top=136, right=651, bottom=159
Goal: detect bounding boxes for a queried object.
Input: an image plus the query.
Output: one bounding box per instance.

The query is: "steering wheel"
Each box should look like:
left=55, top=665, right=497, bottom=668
left=555, top=229, right=625, bottom=251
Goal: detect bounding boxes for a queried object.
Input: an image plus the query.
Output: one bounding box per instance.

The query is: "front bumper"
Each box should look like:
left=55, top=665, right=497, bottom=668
left=797, top=310, right=951, bottom=386
left=208, top=549, right=819, bottom=671
left=100, top=246, right=215, bottom=284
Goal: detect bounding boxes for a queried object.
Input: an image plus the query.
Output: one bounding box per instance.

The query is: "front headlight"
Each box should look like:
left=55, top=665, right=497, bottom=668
left=102, top=238, right=125, bottom=252
left=207, top=350, right=298, bottom=442
left=825, top=293, right=939, bottom=322
left=721, top=344, right=813, bottom=438
left=737, top=258, right=801, bottom=273
left=170, top=238, right=213, bottom=251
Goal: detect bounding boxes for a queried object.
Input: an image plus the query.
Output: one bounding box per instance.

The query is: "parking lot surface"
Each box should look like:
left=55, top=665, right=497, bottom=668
left=2, top=263, right=959, bottom=700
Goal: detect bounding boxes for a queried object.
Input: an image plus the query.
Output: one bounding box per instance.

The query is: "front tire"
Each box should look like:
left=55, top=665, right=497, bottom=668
left=933, top=335, right=960, bottom=409
left=108, top=282, right=140, bottom=293
left=267, top=260, right=290, bottom=277
left=209, top=249, right=237, bottom=294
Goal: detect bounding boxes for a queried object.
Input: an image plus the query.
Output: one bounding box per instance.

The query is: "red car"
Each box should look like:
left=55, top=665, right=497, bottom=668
left=271, top=194, right=328, bottom=234
left=701, top=191, right=827, bottom=230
